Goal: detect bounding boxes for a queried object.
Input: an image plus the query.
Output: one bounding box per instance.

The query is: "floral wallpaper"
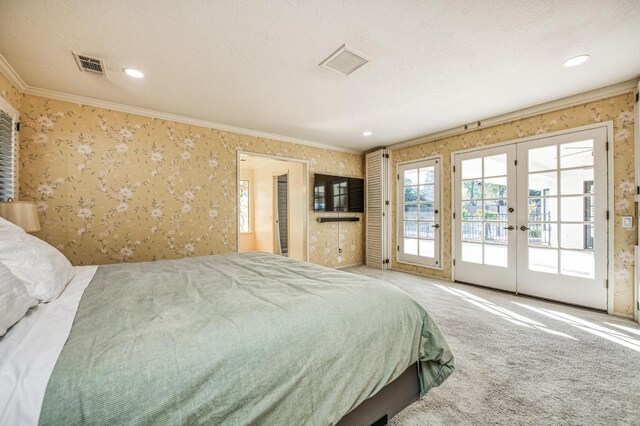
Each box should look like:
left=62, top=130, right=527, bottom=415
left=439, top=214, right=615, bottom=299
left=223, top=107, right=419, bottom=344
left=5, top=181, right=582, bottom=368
left=14, top=93, right=365, bottom=269
left=391, top=93, right=636, bottom=316
left=0, top=73, right=21, bottom=111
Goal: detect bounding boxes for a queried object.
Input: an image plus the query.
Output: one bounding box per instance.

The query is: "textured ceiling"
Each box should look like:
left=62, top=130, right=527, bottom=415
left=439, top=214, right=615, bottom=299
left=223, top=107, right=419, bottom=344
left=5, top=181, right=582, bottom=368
left=0, top=0, right=639, bottom=151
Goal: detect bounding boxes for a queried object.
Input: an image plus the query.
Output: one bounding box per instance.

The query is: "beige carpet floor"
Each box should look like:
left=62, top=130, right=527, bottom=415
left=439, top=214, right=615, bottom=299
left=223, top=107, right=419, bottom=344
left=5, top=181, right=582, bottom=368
left=344, top=266, right=640, bottom=426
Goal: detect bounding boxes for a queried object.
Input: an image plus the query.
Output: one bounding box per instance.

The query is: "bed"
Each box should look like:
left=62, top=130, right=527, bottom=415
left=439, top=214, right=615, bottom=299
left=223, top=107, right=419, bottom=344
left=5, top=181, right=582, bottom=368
left=0, top=252, right=453, bottom=425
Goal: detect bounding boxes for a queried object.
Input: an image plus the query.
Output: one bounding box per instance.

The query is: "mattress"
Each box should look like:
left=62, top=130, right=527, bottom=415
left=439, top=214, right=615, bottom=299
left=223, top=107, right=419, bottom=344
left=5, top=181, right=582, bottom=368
left=0, top=252, right=453, bottom=425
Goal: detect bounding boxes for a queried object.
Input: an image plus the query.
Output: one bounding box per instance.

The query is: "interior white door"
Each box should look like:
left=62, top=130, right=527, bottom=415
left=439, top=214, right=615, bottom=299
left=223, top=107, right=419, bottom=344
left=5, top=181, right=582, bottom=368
left=516, top=127, right=608, bottom=310
left=454, top=145, right=517, bottom=291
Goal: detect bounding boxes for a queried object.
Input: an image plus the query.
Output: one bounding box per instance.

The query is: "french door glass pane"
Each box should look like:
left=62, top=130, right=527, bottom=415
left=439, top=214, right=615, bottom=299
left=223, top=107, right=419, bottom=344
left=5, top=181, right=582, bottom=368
left=484, top=222, right=508, bottom=244
left=528, top=145, right=557, bottom=172
left=404, top=187, right=418, bottom=202
left=419, top=167, right=434, bottom=184
left=462, top=180, right=482, bottom=199
left=484, top=154, right=507, bottom=177
left=528, top=224, right=558, bottom=248
left=528, top=198, right=557, bottom=221
left=485, top=244, right=507, bottom=267
left=419, top=185, right=435, bottom=202
left=484, top=177, right=507, bottom=198
left=404, top=204, right=417, bottom=220
left=461, top=158, right=482, bottom=179
left=529, top=247, right=558, bottom=273
left=560, top=224, right=593, bottom=249
left=404, top=221, right=418, bottom=237
left=560, top=140, right=593, bottom=168
left=561, top=196, right=593, bottom=222
left=419, top=240, right=435, bottom=257
left=462, top=201, right=482, bottom=220
left=462, top=222, right=482, bottom=242
left=404, top=238, right=418, bottom=255
left=461, top=242, right=482, bottom=264
left=404, top=169, right=418, bottom=185
left=418, top=222, right=434, bottom=238
left=561, top=169, right=594, bottom=195
left=529, top=171, right=558, bottom=196
left=419, top=203, right=434, bottom=220
left=483, top=201, right=507, bottom=220
left=560, top=250, right=594, bottom=278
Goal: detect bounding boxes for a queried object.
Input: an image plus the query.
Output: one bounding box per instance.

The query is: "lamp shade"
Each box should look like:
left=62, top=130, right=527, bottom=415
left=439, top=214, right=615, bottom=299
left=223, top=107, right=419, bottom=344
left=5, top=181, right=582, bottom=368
left=0, top=200, right=41, bottom=232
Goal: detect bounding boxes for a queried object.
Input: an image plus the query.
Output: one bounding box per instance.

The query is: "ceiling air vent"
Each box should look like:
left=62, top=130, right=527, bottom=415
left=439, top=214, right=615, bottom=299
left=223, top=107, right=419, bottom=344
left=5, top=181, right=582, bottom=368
left=72, top=52, right=106, bottom=75
left=319, top=44, right=369, bottom=76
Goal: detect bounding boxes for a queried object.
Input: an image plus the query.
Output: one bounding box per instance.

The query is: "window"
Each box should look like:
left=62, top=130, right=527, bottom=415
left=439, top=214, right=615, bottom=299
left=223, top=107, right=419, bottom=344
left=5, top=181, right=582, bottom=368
left=397, top=158, right=441, bottom=267
left=0, top=98, right=18, bottom=202
left=239, top=179, right=250, bottom=232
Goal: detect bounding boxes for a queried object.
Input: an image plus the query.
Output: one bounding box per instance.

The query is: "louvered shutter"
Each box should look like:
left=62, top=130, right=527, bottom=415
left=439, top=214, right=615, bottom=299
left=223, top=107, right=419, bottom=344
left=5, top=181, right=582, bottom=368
left=366, top=149, right=390, bottom=270
left=0, top=98, right=18, bottom=202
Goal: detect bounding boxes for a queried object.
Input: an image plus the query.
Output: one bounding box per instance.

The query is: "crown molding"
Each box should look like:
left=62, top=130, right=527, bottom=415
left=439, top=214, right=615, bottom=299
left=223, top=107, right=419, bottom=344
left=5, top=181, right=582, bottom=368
left=23, top=86, right=361, bottom=154
left=0, top=54, right=27, bottom=92
left=389, top=78, right=639, bottom=151
left=0, top=53, right=361, bottom=155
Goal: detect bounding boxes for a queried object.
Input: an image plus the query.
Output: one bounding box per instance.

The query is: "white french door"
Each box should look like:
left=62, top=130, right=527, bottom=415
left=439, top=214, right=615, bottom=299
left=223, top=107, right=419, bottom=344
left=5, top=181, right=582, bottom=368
left=454, top=127, right=608, bottom=310
left=397, top=158, right=441, bottom=268
left=454, top=145, right=517, bottom=291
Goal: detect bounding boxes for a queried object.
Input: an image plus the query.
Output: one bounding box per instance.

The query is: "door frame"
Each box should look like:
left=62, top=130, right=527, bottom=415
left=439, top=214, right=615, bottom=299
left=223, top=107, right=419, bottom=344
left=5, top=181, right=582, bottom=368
left=396, top=155, right=444, bottom=270
left=450, top=121, right=615, bottom=314
left=236, top=151, right=309, bottom=262
left=273, top=170, right=290, bottom=256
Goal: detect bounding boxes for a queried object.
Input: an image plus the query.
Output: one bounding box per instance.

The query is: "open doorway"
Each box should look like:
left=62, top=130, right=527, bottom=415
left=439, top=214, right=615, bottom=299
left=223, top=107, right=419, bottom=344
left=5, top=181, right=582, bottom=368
left=237, top=152, right=308, bottom=261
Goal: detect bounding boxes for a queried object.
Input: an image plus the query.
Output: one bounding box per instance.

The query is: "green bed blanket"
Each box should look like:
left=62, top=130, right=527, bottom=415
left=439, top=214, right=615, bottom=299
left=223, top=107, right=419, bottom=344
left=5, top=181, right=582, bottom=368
left=39, top=252, right=453, bottom=425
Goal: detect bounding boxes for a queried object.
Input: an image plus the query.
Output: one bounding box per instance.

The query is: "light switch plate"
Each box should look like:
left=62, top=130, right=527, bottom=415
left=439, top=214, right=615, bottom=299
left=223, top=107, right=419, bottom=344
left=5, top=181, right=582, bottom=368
left=622, top=216, right=633, bottom=229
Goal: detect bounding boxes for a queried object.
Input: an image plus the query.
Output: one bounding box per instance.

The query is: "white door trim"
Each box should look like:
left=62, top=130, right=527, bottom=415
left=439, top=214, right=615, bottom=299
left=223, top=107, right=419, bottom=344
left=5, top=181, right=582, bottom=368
left=450, top=121, right=614, bottom=314
left=236, top=150, right=309, bottom=262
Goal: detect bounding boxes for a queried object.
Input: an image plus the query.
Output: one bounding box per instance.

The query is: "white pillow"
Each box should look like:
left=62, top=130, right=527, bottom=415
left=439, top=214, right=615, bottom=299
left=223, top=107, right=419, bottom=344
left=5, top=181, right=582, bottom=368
left=0, top=262, right=37, bottom=336
left=0, top=217, right=76, bottom=302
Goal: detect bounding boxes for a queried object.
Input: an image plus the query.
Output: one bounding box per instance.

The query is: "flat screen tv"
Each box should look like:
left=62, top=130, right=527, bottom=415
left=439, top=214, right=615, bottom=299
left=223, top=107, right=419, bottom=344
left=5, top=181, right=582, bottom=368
left=313, top=174, right=364, bottom=212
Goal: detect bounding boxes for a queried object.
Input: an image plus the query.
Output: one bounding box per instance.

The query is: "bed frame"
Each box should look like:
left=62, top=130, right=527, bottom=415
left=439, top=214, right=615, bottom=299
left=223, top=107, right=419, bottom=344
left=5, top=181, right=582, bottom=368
left=336, top=363, right=420, bottom=426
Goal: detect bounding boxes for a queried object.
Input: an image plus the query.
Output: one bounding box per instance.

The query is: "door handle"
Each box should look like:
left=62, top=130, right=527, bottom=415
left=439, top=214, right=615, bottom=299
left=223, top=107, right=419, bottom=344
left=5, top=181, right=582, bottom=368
left=520, top=225, right=530, bottom=231
left=503, top=225, right=515, bottom=231
left=433, top=224, right=440, bottom=228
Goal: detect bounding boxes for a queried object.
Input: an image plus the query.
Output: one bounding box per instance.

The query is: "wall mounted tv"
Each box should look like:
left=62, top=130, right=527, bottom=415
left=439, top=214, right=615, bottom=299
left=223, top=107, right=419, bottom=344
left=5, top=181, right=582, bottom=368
left=313, top=174, right=365, bottom=212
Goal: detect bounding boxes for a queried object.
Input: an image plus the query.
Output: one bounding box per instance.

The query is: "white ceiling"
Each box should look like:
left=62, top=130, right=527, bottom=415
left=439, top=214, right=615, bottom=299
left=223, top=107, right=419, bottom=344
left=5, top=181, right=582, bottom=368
left=1, top=1, right=639, bottom=151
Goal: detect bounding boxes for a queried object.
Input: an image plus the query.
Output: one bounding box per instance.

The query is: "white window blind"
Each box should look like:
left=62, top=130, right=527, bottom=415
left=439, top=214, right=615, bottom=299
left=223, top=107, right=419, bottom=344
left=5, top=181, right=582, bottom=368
left=0, top=99, right=18, bottom=202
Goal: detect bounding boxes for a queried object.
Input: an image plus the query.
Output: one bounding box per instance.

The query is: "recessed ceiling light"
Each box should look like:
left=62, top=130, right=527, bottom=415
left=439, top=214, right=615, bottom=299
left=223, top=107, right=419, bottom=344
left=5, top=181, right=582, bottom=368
left=362, top=131, right=372, bottom=136
left=562, top=54, right=590, bottom=67
left=123, top=68, right=144, bottom=78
